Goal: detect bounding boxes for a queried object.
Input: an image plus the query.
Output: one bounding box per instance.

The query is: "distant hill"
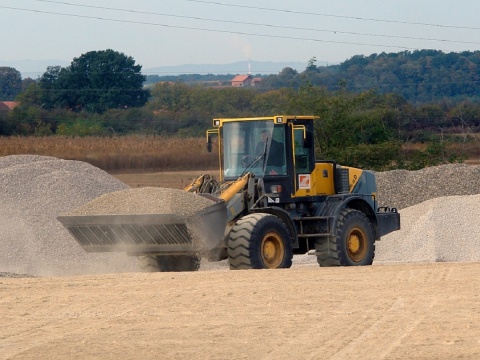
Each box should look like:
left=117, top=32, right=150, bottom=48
left=143, top=60, right=313, bottom=76
left=1, top=59, right=314, bottom=79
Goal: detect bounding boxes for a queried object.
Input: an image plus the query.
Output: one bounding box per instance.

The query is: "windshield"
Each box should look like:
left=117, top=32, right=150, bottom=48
left=222, top=120, right=287, bottom=179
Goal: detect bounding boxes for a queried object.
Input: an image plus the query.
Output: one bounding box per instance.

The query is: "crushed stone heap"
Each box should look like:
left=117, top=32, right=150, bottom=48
left=376, top=163, right=480, bottom=210
left=0, top=155, right=137, bottom=276
left=376, top=194, right=480, bottom=263
left=68, top=187, right=214, bottom=216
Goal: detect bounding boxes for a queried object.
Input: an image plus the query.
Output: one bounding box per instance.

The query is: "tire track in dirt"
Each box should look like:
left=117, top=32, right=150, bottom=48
left=329, top=297, right=439, bottom=359
left=387, top=263, right=454, bottom=283
left=272, top=265, right=455, bottom=359
left=263, top=310, right=369, bottom=359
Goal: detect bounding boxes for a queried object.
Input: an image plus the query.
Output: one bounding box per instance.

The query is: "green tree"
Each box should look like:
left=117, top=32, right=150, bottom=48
left=20, top=78, right=36, bottom=92
left=0, top=67, right=22, bottom=100
left=37, top=66, right=67, bottom=109
left=292, top=84, right=400, bottom=169
left=38, top=50, right=149, bottom=113
left=252, top=88, right=295, bottom=114
left=148, top=82, right=191, bottom=113
left=15, top=82, right=43, bottom=106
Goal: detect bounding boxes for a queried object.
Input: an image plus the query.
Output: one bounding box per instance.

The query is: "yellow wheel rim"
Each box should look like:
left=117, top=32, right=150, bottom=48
left=261, top=232, right=285, bottom=268
left=346, top=228, right=368, bottom=262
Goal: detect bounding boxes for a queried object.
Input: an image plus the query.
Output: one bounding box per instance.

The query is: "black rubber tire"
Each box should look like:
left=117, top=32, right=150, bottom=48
left=136, top=255, right=200, bottom=272
left=316, top=208, right=375, bottom=267
left=227, top=213, right=293, bottom=270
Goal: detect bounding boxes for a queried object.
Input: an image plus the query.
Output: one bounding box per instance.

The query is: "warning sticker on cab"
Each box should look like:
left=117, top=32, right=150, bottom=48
left=298, top=174, right=311, bottom=189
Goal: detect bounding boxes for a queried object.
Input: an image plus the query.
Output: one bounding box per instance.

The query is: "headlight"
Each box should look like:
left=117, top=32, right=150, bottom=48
left=270, top=185, right=282, bottom=194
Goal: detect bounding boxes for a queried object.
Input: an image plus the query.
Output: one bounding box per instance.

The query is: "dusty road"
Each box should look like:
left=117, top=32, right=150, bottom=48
left=1, top=262, right=480, bottom=360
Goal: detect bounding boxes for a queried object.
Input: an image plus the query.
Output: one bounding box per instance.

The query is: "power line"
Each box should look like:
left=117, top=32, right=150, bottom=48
left=0, top=5, right=418, bottom=50
left=183, top=0, right=480, bottom=31
left=28, top=0, right=480, bottom=46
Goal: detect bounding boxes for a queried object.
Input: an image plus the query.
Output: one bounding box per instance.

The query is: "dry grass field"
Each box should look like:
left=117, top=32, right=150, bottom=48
left=0, top=135, right=218, bottom=172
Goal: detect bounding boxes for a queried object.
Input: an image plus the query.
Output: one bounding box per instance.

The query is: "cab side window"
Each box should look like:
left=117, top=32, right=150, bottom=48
left=294, top=129, right=310, bottom=173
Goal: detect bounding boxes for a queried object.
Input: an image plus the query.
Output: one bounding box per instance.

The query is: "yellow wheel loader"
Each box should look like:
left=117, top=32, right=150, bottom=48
left=58, top=115, right=400, bottom=271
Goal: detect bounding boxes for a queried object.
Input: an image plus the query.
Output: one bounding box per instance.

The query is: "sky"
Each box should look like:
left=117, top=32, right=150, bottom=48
left=1, top=0, right=480, bottom=76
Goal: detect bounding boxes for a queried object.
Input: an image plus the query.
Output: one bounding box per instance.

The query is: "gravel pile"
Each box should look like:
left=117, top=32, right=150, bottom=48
left=0, top=155, right=137, bottom=276
left=376, top=163, right=480, bottom=210
left=376, top=194, right=480, bottom=263
left=68, top=187, right=214, bottom=216
left=373, top=164, right=480, bottom=264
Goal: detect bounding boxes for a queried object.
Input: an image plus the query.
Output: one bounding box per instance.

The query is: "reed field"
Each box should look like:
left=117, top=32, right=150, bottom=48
left=0, top=136, right=219, bottom=172
left=401, top=137, right=480, bottom=165
left=0, top=135, right=478, bottom=173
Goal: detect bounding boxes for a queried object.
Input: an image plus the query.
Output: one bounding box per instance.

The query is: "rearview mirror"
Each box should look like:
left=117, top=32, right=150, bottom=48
left=207, top=135, right=212, bottom=152
left=303, top=131, right=313, bottom=148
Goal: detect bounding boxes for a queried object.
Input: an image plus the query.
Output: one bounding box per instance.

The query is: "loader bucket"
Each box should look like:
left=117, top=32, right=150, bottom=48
left=57, top=194, right=227, bottom=255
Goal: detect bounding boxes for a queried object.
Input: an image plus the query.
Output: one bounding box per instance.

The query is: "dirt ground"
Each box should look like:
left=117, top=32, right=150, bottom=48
left=1, top=262, right=480, bottom=360
left=112, top=170, right=216, bottom=189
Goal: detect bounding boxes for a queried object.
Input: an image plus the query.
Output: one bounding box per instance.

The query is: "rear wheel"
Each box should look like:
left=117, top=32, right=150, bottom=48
left=227, top=213, right=293, bottom=270
left=316, top=208, right=375, bottom=267
left=137, top=255, right=200, bottom=272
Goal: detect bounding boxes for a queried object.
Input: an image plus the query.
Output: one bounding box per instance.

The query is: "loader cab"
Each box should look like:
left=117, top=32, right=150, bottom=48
left=209, top=116, right=318, bottom=204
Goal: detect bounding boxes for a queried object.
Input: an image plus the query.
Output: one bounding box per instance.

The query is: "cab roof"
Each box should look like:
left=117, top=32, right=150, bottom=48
left=212, top=115, right=318, bottom=127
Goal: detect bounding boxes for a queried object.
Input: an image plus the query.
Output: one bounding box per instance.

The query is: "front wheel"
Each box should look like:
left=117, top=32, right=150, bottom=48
left=136, top=255, right=200, bottom=272
left=227, top=213, right=293, bottom=270
left=316, top=208, right=375, bottom=267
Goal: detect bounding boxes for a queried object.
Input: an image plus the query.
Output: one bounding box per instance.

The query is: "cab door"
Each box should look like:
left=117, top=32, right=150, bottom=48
left=291, top=124, right=315, bottom=196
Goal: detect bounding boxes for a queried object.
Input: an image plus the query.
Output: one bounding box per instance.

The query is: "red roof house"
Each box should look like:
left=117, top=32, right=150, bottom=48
left=231, top=75, right=254, bottom=87
left=0, top=101, right=20, bottom=111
